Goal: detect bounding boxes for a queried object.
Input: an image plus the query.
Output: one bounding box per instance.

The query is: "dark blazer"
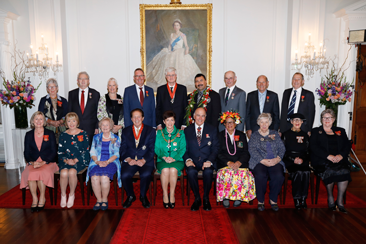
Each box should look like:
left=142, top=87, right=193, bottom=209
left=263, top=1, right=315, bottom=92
left=123, top=85, right=156, bottom=128
left=219, top=86, right=246, bottom=131
left=156, top=83, right=187, bottom=128
left=309, top=126, right=351, bottom=168
left=183, top=123, right=220, bottom=169
left=246, top=90, right=280, bottom=132
left=188, top=89, right=221, bottom=128
left=120, top=124, right=156, bottom=168
left=24, top=129, right=57, bottom=164
left=280, top=88, right=315, bottom=133
left=217, top=130, right=250, bottom=169
left=68, top=87, right=100, bottom=144
left=38, top=95, right=68, bottom=120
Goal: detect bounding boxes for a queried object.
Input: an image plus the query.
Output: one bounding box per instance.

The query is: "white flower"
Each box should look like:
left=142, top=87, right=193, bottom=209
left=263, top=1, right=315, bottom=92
left=235, top=119, right=240, bottom=124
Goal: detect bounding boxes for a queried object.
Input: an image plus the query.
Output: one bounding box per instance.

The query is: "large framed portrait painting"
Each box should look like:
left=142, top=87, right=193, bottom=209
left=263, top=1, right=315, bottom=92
left=140, top=4, right=212, bottom=92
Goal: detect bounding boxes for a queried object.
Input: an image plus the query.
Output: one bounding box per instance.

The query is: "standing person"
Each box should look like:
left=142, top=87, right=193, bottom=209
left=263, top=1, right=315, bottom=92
left=219, top=71, right=246, bottom=132
left=185, top=74, right=221, bottom=127
left=156, top=67, right=188, bottom=130
left=97, top=78, right=124, bottom=138
left=123, top=68, right=156, bottom=128
left=58, top=113, right=90, bottom=208
left=246, top=75, right=280, bottom=139
left=38, top=78, right=68, bottom=143
left=68, top=71, right=100, bottom=147
left=280, top=72, right=315, bottom=136
left=120, top=109, right=156, bottom=209
left=20, top=112, right=59, bottom=212
left=183, top=108, right=220, bottom=211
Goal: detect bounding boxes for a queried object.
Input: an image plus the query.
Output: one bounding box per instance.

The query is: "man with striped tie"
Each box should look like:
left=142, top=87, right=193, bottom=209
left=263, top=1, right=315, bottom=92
left=280, top=72, right=315, bottom=136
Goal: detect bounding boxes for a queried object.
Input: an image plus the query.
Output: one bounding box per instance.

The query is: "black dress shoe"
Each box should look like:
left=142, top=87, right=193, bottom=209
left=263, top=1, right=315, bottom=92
left=191, top=199, right=201, bottom=211
left=336, top=202, right=347, bottom=213
left=140, top=195, right=150, bottom=208
left=328, top=202, right=337, bottom=211
left=294, top=199, right=301, bottom=210
left=37, top=200, right=46, bottom=212
left=31, top=203, right=38, bottom=213
left=123, top=195, right=136, bottom=208
left=203, top=199, right=211, bottom=211
left=301, top=198, right=307, bottom=209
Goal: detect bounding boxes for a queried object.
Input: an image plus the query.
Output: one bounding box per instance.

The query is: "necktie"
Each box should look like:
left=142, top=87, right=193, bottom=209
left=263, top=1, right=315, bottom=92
left=81, top=90, right=85, bottom=114
left=197, top=91, right=203, bottom=103
left=225, top=88, right=230, bottom=106
left=139, top=87, right=144, bottom=107
left=170, top=87, right=173, bottom=92
left=259, top=93, right=265, bottom=113
left=197, top=126, right=202, bottom=146
left=287, top=90, right=297, bottom=119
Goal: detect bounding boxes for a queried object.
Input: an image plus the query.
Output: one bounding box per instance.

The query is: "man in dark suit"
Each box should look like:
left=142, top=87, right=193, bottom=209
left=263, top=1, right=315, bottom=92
left=246, top=75, right=280, bottom=139
left=68, top=71, right=100, bottom=146
left=280, top=72, right=315, bottom=135
left=123, top=68, right=156, bottom=128
left=120, top=108, right=156, bottom=208
left=185, top=74, right=221, bottom=127
left=156, top=67, right=188, bottom=130
left=219, top=71, right=246, bottom=132
left=183, top=108, right=220, bottom=211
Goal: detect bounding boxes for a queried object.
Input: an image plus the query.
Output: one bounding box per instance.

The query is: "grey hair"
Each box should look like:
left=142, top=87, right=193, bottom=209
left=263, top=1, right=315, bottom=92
left=77, top=71, right=90, bottom=80
left=257, top=113, right=273, bottom=126
left=46, top=78, right=58, bottom=88
left=98, top=117, right=114, bottom=130
left=165, top=67, right=177, bottom=76
left=30, top=111, right=47, bottom=129
left=108, top=77, right=118, bottom=86
left=224, top=70, right=236, bottom=78
left=320, top=109, right=336, bottom=124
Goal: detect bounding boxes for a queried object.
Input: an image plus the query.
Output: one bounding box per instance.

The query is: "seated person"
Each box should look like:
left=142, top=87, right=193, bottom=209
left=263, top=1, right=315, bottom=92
left=120, top=108, right=156, bottom=208
left=217, top=111, right=256, bottom=208
left=155, top=111, right=186, bottom=209
left=20, top=111, right=59, bottom=212
left=87, top=117, right=121, bottom=211
left=281, top=113, right=310, bottom=209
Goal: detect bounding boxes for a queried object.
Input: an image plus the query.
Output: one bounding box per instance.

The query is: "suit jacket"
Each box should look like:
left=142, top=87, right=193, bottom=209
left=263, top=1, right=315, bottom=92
left=183, top=123, right=220, bottom=169
left=24, top=129, right=57, bottom=163
left=246, top=90, right=280, bottom=132
left=309, top=126, right=351, bottom=168
left=187, top=89, right=221, bottom=128
left=68, top=87, right=100, bottom=143
left=38, top=95, right=68, bottom=121
left=280, top=88, right=315, bottom=133
left=123, top=85, right=156, bottom=128
left=120, top=124, right=156, bottom=168
left=219, top=86, right=246, bottom=131
left=217, top=130, right=250, bottom=169
left=156, top=83, right=187, bottom=128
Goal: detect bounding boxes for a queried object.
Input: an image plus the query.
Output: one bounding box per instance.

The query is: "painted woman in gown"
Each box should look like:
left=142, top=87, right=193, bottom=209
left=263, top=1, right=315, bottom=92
left=146, top=19, right=201, bottom=88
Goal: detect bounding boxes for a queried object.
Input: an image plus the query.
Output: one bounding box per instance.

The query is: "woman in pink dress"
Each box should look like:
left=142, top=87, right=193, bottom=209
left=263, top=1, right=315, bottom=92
left=20, top=111, right=59, bottom=212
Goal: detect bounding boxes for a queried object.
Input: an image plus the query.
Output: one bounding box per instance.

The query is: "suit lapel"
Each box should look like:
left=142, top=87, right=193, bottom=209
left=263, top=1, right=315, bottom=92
left=298, top=89, right=306, bottom=112
left=227, top=87, right=238, bottom=107
left=136, top=125, right=147, bottom=149
left=254, top=90, right=261, bottom=114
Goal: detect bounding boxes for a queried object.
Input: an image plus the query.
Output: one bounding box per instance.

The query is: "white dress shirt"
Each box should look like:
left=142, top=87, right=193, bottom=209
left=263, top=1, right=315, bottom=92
left=225, top=85, right=236, bottom=100
left=195, top=123, right=204, bottom=136
left=289, top=87, right=302, bottom=113
left=79, top=87, right=89, bottom=108
left=258, top=89, right=267, bottom=114
left=227, top=131, right=234, bottom=144
left=135, top=84, right=145, bottom=103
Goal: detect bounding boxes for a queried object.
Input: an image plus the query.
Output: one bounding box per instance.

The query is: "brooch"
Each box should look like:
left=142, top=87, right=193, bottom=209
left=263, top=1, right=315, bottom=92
left=142, top=145, right=146, bottom=150
left=268, top=134, right=276, bottom=140
left=335, top=131, right=341, bottom=136
left=206, top=134, right=210, bottom=138
left=43, top=135, right=49, bottom=142
left=231, top=93, right=235, bottom=99
left=57, top=101, right=62, bottom=107
left=77, top=135, right=83, bottom=142
left=319, top=131, right=322, bottom=134
left=118, top=99, right=123, bottom=104
left=208, top=141, right=212, bottom=146
left=146, top=91, right=149, bottom=97
left=266, top=96, right=270, bottom=102
left=207, top=97, right=211, bottom=103
left=234, top=135, right=240, bottom=141
left=238, top=141, right=244, bottom=148
left=173, top=142, right=177, bottom=146
left=174, top=148, right=177, bottom=151
left=260, top=138, right=264, bottom=141
left=301, top=95, right=305, bottom=102
left=89, top=93, right=92, bottom=99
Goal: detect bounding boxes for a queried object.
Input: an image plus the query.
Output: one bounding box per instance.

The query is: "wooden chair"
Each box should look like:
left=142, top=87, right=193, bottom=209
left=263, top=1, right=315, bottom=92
left=121, top=172, right=152, bottom=204
left=22, top=187, right=54, bottom=205
left=54, top=167, right=88, bottom=206
left=153, top=170, right=184, bottom=206
left=282, top=169, right=314, bottom=204
left=187, top=170, right=217, bottom=205
left=87, top=174, right=119, bottom=205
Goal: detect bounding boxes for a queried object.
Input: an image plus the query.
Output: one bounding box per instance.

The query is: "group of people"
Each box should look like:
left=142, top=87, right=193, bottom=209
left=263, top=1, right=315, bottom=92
left=20, top=68, right=352, bottom=214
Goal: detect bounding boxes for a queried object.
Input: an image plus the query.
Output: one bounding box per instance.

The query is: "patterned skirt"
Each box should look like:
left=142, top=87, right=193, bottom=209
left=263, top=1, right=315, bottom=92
left=216, top=167, right=256, bottom=202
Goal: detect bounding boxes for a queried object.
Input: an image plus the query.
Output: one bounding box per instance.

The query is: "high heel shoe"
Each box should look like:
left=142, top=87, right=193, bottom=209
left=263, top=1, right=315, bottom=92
left=163, top=196, right=169, bottom=209
left=31, top=202, right=38, bottom=213
left=37, top=200, right=46, bottom=212
left=60, top=194, right=67, bottom=208
left=336, top=202, right=347, bottom=213
left=67, top=194, right=75, bottom=208
left=328, top=202, right=337, bottom=211
left=169, top=196, right=175, bottom=209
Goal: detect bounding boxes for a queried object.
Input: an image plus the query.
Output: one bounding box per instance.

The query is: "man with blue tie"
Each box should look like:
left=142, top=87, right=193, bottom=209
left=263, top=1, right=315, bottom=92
left=280, top=72, right=315, bottom=136
left=123, top=68, right=156, bottom=128
left=120, top=108, right=156, bottom=208
left=183, top=108, right=220, bottom=211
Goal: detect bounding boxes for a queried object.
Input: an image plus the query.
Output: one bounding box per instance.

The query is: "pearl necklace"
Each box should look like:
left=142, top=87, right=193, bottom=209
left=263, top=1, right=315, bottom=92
left=103, top=132, right=111, bottom=140
left=225, top=129, right=236, bottom=156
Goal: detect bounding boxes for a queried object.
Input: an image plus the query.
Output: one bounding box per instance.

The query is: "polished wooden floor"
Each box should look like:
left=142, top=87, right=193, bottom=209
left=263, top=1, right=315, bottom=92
left=1, top=166, right=366, bottom=244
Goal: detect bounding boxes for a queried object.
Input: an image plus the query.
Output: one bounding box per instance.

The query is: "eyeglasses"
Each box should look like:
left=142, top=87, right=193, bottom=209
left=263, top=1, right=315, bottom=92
left=134, top=75, right=145, bottom=78
left=291, top=118, right=302, bottom=122
left=225, top=121, right=235, bottom=125
left=322, top=117, right=334, bottom=121
left=166, top=74, right=176, bottom=77
left=48, top=86, right=57, bottom=89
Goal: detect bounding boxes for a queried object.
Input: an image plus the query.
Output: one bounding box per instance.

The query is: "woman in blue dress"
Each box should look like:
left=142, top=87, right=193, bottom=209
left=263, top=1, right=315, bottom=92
left=87, top=117, right=121, bottom=211
left=58, top=112, right=90, bottom=208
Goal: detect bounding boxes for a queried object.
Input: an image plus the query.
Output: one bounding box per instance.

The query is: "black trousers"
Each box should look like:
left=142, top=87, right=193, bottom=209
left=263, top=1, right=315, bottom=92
left=121, top=163, right=154, bottom=197
left=289, top=170, right=310, bottom=199
left=186, top=166, right=213, bottom=200
left=253, top=163, right=284, bottom=203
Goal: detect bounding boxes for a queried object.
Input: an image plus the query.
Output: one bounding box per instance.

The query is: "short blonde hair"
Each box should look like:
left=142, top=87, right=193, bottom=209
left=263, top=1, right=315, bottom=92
left=65, top=112, right=80, bottom=128
left=257, top=113, right=272, bottom=126
left=30, top=111, right=47, bottom=129
left=98, top=117, right=114, bottom=130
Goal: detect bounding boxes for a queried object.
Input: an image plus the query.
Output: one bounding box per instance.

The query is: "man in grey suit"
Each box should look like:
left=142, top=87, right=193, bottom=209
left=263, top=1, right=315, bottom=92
left=219, top=71, right=246, bottom=131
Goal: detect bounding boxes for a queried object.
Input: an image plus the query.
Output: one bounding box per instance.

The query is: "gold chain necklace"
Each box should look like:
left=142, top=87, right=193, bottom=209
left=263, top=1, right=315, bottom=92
left=161, top=129, right=181, bottom=143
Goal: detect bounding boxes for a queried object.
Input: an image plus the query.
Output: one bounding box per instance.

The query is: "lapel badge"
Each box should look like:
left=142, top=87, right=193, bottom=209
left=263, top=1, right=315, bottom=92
left=301, top=95, right=305, bottom=102
left=206, top=134, right=210, bottom=138
left=238, top=141, right=244, bottom=148
left=208, top=141, right=212, bottom=146
left=173, top=142, right=177, bottom=146
left=266, top=96, right=270, bottom=102
left=174, top=148, right=177, bottom=151
left=231, top=93, right=235, bottom=99
left=89, top=92, right=92, bottom=99
left=207, top=97, right=211, bottom=103
left=146, top=90, right=149, bottom=97
left=260, top=138, right=264, bottom=141
left=142, top=145, right=146, bottom=150
left=118, top=99, right=123, bottom=104
left=319, top=131, right=322, bottom=134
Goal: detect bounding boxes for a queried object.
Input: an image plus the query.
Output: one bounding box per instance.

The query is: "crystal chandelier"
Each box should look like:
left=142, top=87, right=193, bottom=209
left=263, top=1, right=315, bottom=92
left=25, top=35, right=62, bottom=80
left=292, top=33, right=329, bottom=79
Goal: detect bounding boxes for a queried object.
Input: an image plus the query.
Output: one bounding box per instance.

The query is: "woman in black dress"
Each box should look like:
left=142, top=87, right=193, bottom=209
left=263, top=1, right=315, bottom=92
left=310, top=109, right=351, bottom=213
left=281, top=113, right=310, bottom=209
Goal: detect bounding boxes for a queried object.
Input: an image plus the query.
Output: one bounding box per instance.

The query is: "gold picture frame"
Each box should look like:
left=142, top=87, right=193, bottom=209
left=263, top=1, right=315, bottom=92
left=140, top=3, right=213, bottom=92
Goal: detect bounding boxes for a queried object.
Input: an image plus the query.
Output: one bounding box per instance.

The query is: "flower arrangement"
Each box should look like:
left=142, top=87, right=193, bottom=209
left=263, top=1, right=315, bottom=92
left=219, top=110, right=242, bottom=124
left=184, top=87, right=212, bottom=126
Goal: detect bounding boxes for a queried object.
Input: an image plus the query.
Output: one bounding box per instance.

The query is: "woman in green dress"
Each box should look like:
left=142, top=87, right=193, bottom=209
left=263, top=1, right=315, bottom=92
left=155, top=111, right=186, bottom=209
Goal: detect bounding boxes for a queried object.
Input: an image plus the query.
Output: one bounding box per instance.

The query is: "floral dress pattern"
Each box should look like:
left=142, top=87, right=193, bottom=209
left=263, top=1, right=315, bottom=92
left=97, top=95, right=124, bottom=138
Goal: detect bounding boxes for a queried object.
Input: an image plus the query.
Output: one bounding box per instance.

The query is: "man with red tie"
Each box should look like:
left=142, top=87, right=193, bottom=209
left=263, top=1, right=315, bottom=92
left=68, top=71, right=100, bottom=147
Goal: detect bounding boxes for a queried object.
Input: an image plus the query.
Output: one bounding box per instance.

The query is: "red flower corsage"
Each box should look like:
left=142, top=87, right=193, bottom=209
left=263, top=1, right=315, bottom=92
left=335, top=131, right=341, bottom=136
left=57, top=101, right=62, bottom=107
left=43, top=135, right=49, bottom=141
left=77, top=135, right=84, bottom=142
left=176, top=133, right=181, bottom=138
left=234, top=135, right=240, bottom=141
